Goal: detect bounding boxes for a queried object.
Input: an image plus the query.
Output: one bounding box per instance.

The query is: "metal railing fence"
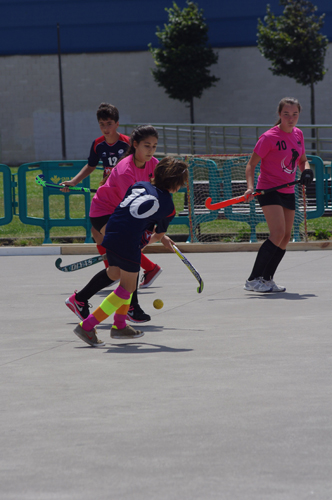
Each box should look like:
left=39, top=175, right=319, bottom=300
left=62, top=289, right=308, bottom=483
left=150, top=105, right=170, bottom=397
left=120, top=123, right=332, bottom=161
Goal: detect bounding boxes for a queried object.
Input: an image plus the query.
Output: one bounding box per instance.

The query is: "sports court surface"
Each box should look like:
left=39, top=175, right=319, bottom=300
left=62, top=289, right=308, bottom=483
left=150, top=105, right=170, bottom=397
left=1, top=246, right=332, bottom=499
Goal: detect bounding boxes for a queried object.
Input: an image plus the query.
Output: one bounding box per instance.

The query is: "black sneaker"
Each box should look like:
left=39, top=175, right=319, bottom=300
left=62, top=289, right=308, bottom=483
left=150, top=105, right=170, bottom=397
left=126, top=304, right=151, bottom=323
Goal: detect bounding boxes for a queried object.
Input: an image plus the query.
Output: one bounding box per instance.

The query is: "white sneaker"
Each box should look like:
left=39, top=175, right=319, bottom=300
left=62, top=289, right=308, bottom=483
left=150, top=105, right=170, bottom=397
left=244, top=277, right=272, bottom=293
left=264, top=279, right=286, bottom=292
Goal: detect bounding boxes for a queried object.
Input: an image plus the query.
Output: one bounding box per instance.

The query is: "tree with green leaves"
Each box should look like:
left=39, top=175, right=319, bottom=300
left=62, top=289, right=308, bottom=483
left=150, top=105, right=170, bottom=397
left=149, top=1, right=219, bottom=123
left=257, top=0, right=328, bottom=138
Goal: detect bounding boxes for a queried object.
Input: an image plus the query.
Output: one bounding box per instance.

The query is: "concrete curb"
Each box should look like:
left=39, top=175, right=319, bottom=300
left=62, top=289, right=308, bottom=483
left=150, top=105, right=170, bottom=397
left=0, top=246, right=61, bottom=256
left=58, top=241, right=332, bottom=254
left=1, top=241, right=332, bottom=256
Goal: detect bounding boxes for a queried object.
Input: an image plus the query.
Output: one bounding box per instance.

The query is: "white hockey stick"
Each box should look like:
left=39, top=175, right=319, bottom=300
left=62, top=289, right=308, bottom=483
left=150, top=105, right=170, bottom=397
left=172, top=245, right=204, bottom=293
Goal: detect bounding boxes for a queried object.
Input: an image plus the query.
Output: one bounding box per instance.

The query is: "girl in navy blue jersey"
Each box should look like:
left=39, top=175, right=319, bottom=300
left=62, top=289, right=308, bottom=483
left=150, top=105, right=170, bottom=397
left=73, top=157, right=189, bottom=347
left=65, top=125, right=163, bottom=324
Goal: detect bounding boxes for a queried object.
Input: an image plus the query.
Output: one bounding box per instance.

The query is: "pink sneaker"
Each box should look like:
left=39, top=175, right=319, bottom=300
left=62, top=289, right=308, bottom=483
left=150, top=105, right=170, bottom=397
left=139, top=264, right=163, bottom=288
left=65, top=292, right=90, bottom=321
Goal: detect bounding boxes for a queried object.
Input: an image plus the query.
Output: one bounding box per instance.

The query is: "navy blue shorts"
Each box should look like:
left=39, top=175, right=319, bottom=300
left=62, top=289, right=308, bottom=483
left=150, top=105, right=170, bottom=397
left=258, top=191, right=295, bottom=211
left=106, top=249, right=141, bottom=273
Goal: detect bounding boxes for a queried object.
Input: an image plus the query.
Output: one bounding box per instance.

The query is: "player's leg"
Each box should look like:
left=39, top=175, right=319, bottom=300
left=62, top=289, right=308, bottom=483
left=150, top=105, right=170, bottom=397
left=80, top=223, right=150, bottom=324
left=74, top=268, right=143, bottom=346
left=65, top=267, right=117, bottom=320
left=73, top=265, right=120, bottom=347
left=90, top=216, right=112, bottom=269
left=139, top=252, right=163, bottom=288
left=126, top=275, right=151, bottom=323
left=92, top=226, right=108, bottom=268
left=274, top=206, right=295, bottom=250
left=262, top=207, right=295, bottom=291
left=111, top=270, right=145, bottom=338
left=91, top=225, right=104, bottom=246
left=263, top=204, right=290, bottom=248
left=244, top=204, right=285, bottom=292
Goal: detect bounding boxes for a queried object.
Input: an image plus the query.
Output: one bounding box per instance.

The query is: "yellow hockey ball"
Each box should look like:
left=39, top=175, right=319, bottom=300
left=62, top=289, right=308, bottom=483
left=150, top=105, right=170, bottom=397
left=153, top=299, right=164, bottom=309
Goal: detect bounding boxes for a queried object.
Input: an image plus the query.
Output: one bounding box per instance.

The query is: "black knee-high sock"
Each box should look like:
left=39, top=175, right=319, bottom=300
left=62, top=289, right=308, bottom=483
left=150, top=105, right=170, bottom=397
left=130, top=275, right=139, bottom=307
left=248, top=239, right=279, bottom=281
left=75, top=269, right=115, bottom=302
left=263, top=247, right=286, bottom=281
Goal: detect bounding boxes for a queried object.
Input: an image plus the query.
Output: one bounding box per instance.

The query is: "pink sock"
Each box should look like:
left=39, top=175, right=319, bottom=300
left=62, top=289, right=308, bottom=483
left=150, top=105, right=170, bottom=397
left=113, top=313, right=126, bottom=330
left=82, top=286, right=130, bottom=331
left=81, top=314, right=99, bottom=332
left=114, top=285, right=131, bottom=300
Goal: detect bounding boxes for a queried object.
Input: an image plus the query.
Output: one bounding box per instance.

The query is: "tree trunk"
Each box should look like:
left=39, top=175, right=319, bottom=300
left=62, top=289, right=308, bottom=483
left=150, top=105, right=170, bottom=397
left=190, top=96, right=194, bottom=124
left=310, top=79, right=316, bottom=154
left=189, top=96, right=195, bottom=153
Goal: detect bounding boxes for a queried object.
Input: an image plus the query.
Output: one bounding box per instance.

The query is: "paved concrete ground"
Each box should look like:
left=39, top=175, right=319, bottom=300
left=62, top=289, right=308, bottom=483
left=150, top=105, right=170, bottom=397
left=1, top=249, right=332, bottom=500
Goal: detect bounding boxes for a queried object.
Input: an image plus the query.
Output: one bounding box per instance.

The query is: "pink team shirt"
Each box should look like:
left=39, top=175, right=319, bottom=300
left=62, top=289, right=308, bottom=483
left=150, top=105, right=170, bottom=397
left=255, top=126, right=305, bottom=193
left=89, top=154, right=159, bottom=217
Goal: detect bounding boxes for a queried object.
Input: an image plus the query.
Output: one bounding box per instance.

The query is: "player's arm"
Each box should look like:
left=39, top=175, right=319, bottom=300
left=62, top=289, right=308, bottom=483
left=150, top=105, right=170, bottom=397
left=61, top=164, right=96, bottom=191
left=245, top=152, right=261, bottom=201
left=298, top=154, right=313, bottom=186
left=148, top=232, right=175, bottom=252
left=148, top=231, right=165, bottom=246
left=298, top=154, right=310, bottom=172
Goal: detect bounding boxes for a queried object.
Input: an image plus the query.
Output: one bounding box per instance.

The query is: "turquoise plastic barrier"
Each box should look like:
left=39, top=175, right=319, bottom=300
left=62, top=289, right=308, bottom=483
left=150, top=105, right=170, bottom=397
left=2, top=155, right=326, bottom=245
left=306, top=155, right=325, bottom=219
left=0, top=164, right=13, bottom=226
left=323, top=161, right=331, bottom=210
left=18, top=161, right=94, bottom=244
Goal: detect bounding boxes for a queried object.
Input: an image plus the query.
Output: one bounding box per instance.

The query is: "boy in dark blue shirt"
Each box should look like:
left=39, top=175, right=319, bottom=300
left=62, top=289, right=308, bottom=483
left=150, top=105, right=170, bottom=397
left=61, top=103, right=130, bottom=257
left=63, top=102, right=130, bottom=185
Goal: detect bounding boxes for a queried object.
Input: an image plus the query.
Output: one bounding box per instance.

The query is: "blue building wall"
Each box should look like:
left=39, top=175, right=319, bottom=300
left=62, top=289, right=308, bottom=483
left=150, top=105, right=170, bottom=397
left=1, top=0, right=331, bottom=55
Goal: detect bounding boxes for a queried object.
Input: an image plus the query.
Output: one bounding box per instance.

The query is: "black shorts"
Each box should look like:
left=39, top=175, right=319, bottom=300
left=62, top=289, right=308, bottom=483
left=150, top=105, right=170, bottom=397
left=258, top=191, right=296, bottom=211
left=90, top=214, right=112, bottom=232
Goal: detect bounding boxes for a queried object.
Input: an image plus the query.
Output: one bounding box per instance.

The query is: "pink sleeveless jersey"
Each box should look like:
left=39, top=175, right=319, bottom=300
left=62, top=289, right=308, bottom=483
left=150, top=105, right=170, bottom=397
left=254, top=126, right=305, bottom=193
left=89, top=154, right=159, bottom=217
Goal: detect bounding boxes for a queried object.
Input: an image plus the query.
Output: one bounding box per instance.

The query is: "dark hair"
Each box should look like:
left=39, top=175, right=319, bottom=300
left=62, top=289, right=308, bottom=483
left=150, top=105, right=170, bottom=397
left=96, top=103, right=119, bottom=123
left=274, top=97, right=302, bottom=126
left=123, top=125, right=159, bottom=158
left=151, top=157, right=188, bottom=192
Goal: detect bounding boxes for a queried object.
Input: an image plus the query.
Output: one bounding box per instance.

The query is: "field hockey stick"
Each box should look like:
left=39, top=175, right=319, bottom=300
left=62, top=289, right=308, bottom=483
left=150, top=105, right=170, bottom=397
left=302, top=185, right=308, bottom=242
left=55, top=254, right=106, bottom=272
left=35, top=174, right=97, bottom=193
left=205, top=179, right=301, bottom=211
left=172, top=245, right=204, bottom=293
